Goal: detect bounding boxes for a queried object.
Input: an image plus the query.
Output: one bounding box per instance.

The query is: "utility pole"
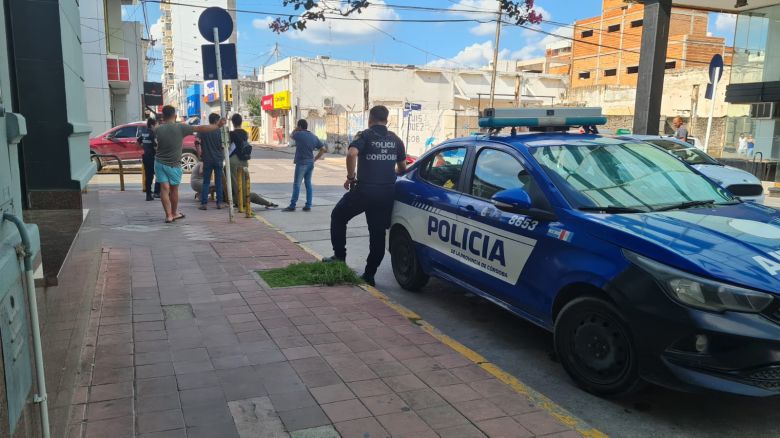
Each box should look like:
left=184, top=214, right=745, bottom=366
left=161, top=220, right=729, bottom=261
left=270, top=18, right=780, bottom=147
left=488, top=0, right=503, bottom=110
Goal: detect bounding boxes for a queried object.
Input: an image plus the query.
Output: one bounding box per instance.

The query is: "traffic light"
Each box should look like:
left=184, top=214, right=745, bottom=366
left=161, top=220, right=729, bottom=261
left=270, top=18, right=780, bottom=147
left=224, top=84, right=233, bottom=102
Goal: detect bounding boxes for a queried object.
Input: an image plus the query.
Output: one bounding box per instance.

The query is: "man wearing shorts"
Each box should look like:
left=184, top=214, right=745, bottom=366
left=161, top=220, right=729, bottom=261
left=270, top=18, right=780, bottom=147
left=154, top=105, right=225, bottom=223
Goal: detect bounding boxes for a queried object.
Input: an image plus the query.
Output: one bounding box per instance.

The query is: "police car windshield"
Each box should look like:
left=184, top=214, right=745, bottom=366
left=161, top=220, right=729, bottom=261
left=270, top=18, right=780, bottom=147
left=645, top=139, right=720, bottom=166
left=530, top=141, right=733, bottom=211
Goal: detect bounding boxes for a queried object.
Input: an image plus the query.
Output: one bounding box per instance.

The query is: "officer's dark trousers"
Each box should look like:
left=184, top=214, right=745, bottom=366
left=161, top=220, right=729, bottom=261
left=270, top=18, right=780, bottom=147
left=330, top=184, right=395, bottom=275
left=142, top=153, right=160, bottom=195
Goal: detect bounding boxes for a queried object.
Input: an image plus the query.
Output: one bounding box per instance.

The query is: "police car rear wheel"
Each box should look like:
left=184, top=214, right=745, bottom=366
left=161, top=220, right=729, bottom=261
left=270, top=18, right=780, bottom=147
left=554, top=297, right=642, bottom=397
left=390, top=228, right=429, bottom=291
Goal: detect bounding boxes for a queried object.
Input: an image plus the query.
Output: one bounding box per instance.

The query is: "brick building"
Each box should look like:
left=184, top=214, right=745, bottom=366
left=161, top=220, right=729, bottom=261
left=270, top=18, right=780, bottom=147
left=555, top=0, right=732, bottom=88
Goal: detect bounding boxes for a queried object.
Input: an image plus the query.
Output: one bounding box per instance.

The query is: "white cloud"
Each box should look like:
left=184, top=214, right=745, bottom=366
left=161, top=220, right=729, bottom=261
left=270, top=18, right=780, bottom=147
left=450, top=1, right=551, bottom=35
left=714, top=13, right=737, bottom=34
left=470, top=22, right=495, bottom=36
left=285, top=0, right=399, bottom=45
left=252, top=17, right=274, bottom=29
left=427, top=41, right=509, bottom=69
left=511, top=25, right=571, bottom=60
left=149, top=17, right=164, bottom=42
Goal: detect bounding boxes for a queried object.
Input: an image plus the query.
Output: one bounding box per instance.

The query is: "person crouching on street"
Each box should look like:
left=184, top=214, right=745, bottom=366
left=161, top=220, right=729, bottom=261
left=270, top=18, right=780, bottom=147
left=199, top=113, right=226, bottom=210
left=322, top=105, right=407, bottom=286
left=139, top=117, right=161, bottom=201
left=283, top=119, right=326, bottom=212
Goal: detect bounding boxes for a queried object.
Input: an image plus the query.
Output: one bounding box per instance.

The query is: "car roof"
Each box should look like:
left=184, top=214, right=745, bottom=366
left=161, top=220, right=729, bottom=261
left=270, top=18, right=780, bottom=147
left=438, top=132, right=629, bottom=152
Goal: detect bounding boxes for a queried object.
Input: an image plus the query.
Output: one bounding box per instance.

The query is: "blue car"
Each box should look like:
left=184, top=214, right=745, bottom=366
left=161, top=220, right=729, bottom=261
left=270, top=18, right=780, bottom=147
left=389, top=108, right=780, bottom=397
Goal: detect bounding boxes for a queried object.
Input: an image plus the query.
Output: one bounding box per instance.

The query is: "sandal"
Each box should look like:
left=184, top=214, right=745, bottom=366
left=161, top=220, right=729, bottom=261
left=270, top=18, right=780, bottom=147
left=173, top=213, right=186, bottom=221
left=165, top=218, right=174, bottom=223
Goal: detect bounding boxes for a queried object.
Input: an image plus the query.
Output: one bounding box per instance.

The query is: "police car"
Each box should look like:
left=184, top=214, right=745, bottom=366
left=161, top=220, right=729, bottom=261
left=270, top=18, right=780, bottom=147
left=389, top=107, right=780, bottom=397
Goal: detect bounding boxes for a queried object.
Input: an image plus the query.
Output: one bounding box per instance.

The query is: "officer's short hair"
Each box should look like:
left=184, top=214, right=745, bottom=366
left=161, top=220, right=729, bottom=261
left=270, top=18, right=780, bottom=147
left=162, top=105, right=176, bottom=121
left=369, top=106, right=389, bottom=124
left=297, top=119, right=308, bottom=130
left=208, top=113, right=221, bottom=124
left=231, top=113, right=242, bottom=128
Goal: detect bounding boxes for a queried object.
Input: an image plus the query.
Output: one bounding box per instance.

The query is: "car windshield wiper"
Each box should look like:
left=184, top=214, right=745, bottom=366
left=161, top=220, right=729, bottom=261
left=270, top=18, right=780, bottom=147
left=578, top=206, right=648, bottom=214
left=654, top=200, right=716, bottom=212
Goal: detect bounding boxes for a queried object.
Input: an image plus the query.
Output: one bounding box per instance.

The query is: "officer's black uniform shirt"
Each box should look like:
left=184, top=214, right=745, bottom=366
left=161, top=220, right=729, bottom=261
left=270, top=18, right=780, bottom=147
left=138, top=128, right=157, bottom=157
left=349, top=125, right=406, bottom=186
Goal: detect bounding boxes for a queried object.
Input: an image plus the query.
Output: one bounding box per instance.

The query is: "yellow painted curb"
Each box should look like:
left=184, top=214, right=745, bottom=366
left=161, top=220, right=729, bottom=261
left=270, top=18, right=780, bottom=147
left=253, top=214, right=607, bottom=438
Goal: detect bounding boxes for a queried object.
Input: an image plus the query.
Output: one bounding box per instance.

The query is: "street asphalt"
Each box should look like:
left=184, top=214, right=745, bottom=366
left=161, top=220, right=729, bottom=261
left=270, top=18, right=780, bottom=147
left=90, top=146, right=780, bottom=438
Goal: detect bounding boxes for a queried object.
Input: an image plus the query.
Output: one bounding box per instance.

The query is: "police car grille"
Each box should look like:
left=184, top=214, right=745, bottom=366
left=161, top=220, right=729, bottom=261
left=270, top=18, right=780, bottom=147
left=727, top=184, right=764, bottom=197
left=748, top=366, right=780, bottom=381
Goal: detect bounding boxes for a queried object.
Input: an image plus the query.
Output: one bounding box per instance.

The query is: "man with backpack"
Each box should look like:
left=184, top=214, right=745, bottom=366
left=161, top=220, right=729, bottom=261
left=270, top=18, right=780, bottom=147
left=229, top=114, right=252, bottom=205
left=198, top=113, right=225, bottom=210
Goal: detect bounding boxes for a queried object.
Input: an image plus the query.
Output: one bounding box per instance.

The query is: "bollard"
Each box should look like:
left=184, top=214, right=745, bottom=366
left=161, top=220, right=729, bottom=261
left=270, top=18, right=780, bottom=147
left=141, top=162, right=147, bottom=192
left=244, top=166, right=253, bottom=218
left=237, top=166, right=245, bottom=213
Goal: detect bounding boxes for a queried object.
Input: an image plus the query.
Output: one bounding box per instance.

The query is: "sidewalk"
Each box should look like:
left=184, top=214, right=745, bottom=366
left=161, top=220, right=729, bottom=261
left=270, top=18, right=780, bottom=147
left=68, top=189, right=581, bottom=438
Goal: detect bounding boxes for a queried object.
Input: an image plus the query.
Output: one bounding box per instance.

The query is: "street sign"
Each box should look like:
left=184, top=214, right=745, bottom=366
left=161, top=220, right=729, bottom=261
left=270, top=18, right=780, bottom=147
left=201, top=44, right=237, bottom=80
left=404, top=102, right=422, bottom=111
left=198, top=7, right=233, bottom=43
left=708, top=54, right=724, bottom=84
left=143, top=81, right=163, bottom=106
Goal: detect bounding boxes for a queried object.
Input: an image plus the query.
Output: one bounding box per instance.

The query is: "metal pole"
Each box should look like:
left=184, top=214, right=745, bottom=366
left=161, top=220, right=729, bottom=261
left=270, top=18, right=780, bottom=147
left=214, top=27, right=235, bottom=222
left=488, top=1, right=503, bottom=110
left=704, top=67, right=721, bottom=154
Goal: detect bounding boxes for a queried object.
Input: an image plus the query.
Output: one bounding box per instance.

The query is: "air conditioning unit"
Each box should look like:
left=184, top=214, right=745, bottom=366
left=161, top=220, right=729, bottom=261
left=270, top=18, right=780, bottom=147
left=323, top=97, right=334, bottom=108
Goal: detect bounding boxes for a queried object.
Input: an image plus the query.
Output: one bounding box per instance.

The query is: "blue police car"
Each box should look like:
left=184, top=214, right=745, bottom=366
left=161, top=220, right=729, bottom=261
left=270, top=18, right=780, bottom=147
left=389, top=107, right=780, bottom=397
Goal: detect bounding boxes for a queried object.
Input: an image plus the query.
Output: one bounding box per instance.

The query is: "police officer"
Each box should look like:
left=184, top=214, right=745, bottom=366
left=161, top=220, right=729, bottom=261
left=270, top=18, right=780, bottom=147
left=323, top=106, right=407, bottom=286
left=138, top=117, right=160, bottom=201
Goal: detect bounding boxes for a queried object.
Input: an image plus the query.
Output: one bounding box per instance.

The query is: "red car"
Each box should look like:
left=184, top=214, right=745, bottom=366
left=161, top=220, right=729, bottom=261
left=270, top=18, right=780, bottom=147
left=90, top=121, right=201, bottom=172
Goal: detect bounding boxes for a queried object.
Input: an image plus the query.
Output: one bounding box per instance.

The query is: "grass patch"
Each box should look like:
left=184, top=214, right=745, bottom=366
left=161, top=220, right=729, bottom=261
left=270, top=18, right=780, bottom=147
left=259, top=261, right=364, bottom=288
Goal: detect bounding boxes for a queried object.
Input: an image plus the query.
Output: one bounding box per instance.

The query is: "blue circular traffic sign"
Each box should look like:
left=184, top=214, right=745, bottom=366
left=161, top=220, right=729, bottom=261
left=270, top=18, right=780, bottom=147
left=198, top=7, right=233, bottom=43
left=709, top=54, right=724, bottom=84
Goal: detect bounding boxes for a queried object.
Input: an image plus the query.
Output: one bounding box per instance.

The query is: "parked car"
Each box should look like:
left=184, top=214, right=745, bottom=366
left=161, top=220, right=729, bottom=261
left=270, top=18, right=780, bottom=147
left=622, top=135, right=765, bottom=203
left=90, top=122, right=201, bottom=173
left=390, top=107, right=780, bottom=398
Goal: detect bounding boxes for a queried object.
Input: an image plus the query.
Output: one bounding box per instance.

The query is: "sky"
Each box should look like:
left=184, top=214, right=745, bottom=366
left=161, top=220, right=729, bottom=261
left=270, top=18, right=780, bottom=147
left=121, top=0, right=739, bottom=82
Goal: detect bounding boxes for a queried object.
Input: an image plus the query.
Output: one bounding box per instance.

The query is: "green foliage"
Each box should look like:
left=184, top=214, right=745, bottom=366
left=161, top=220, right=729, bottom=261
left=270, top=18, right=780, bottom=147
left=259, top=261, right=364, bottom=288
left=247, top=96, right=263, bottom=117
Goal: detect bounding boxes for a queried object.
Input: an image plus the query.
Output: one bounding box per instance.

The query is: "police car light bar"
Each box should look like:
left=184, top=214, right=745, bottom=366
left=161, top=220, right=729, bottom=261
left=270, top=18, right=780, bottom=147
left=478, top=107, right=607, bottom=129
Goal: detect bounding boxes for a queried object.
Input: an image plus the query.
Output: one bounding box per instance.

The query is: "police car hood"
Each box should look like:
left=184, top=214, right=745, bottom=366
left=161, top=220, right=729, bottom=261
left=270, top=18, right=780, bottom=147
left=584, top=202, right=780, bottom=293
left=691, top=163, right=762, bottom=185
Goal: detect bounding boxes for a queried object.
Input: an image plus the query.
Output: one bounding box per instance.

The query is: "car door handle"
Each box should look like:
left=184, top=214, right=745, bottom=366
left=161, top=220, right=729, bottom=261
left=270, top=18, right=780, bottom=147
left=458, top=205, right=476, bottom=216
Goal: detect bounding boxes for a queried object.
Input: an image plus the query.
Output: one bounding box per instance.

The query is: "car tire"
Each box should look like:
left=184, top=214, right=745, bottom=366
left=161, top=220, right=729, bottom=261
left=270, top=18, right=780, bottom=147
left=180, top=151, right=198, bottom=173
left=91, top=154, right=103, bottom=172
left=554, top=296, right=643, bottom=397
left=390, top=227, right=429, bottom=291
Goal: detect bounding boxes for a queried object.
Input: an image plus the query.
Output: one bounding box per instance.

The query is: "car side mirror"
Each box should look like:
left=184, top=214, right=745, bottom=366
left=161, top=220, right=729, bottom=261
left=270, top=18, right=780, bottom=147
left=492, top=188, right=532, bottom=212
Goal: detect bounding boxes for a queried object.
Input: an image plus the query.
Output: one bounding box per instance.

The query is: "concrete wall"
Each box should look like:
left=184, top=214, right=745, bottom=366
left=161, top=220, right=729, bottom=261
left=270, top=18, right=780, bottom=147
left=261, top=57, right=568, bottom=154
left=80, top=0, right=112, bottom=136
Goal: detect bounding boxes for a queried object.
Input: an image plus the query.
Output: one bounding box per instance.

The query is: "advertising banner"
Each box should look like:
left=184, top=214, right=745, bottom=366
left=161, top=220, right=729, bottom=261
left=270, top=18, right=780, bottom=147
left=273, top=91, right=291, bottom=110
left=203, top=80, right=219, bottom=103
left=261, top=94, right=274, bottom=111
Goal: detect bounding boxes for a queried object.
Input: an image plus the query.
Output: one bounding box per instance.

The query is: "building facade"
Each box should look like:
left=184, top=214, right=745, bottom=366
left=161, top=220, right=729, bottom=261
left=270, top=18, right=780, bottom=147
left=80, top=0, right=148, bottom=135
left=160, top=0, right=237, bottom=103
left=260, top=57, right=568, bottom=157
left=564, top=0, right=731, bottom=88
left=724, top=3, right=780, bottom=185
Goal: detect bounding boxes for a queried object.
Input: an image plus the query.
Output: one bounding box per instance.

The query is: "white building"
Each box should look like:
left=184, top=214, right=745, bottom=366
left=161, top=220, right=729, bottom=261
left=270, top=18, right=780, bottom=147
left=161, top=0, right=236, bottom=103
left=260, top=57, right=568, bottom=157
left=80, top=0, right=148, bottom=136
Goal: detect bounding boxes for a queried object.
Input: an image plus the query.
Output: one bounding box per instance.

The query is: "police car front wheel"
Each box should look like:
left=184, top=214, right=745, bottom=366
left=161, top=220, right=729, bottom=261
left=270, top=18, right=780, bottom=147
left=390, top=227, right=429, bottom=291
left=554, top=297, right=643, bottom=397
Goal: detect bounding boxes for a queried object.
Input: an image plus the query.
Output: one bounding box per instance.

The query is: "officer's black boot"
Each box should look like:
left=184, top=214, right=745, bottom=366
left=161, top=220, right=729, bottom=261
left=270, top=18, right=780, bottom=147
left=321, top=256, right=345, bottom=263
left=360, top=272, right=376, bottom=287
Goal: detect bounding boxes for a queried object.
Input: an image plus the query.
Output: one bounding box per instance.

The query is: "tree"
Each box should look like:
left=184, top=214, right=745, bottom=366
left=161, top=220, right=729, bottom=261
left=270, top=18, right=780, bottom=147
left=247, top=96, right=263, bottom=117
left=269, top=0, right=542, bottom=33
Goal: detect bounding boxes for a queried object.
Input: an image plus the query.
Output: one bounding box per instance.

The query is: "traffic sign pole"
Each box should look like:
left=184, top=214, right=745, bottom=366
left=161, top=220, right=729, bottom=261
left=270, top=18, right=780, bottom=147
left=704, top=66, right=721, bottom=154
left=214, top=27, right=235, bottom=222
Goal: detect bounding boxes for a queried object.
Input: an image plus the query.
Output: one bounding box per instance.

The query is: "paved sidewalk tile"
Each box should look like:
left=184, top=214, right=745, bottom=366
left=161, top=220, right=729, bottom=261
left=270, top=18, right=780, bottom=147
left=70, top=190, right=582, bottom=438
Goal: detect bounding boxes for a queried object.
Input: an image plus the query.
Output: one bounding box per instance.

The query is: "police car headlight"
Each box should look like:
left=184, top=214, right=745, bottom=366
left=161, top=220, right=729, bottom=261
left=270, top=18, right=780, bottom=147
left=624, top=250, right=773, bottom=313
